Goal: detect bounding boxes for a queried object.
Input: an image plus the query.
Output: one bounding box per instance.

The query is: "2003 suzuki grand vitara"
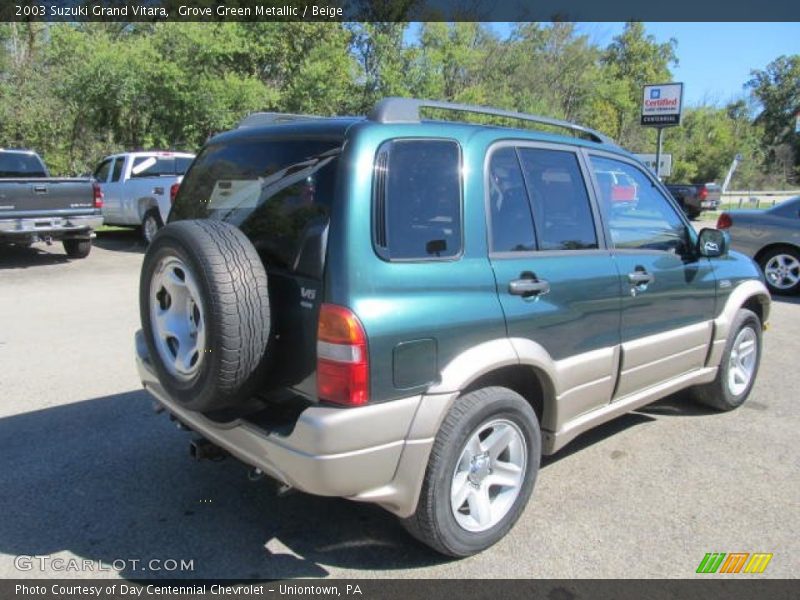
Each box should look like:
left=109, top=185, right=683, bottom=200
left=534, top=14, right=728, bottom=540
left=136, top=98, right=770, bottom=556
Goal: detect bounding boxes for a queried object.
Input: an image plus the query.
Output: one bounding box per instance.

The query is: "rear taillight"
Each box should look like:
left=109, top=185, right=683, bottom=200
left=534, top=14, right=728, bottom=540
left=170, top=182, right=180, bottom=204
left=317, top=303, right=368, bottom=406
left=717, top=213, right=732, bottom=229
left=698, top=186, right=709, bottom=201
left=92, top=182, right=104, bottom=208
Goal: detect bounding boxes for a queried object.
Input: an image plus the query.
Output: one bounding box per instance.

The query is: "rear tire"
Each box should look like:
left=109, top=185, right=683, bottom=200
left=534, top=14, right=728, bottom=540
left=142, top=209, right=163, bottom=245
left=402, top=386, right=540, bottom=557
left=691, top=308, right=761, bottom=411
left=140, top=220, right=271, bottom=412
left=63, top=239, right=91, bottom=258
left=758, top=246, right=800, bottom=295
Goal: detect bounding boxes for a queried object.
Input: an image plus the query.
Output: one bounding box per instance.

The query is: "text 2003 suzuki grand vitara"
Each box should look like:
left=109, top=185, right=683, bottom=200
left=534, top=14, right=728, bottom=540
left=136, top=98, right=770, bottom=556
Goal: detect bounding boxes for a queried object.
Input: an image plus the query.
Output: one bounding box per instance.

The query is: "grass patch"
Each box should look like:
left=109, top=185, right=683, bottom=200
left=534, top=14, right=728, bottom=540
left=95, top=225, right=131, bottom=233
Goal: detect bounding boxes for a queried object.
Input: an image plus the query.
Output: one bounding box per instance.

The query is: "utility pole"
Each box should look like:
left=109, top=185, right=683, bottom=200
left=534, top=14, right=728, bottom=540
left=655, top=128, right=664, bottom=179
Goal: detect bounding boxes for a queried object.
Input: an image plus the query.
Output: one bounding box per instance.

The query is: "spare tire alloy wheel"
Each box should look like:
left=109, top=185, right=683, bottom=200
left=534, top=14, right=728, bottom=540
left=140, top=220, right=271, bottom=413
left=150, top=256, right=206, bottom=381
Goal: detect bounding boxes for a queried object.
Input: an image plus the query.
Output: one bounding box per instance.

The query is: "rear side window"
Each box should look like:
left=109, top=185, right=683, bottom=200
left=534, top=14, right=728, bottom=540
left=172, top=138, right=340, bottom=275
left=0, top=152, right=47, bottom=178
left=488, top=147, right=536, bottom=252
left=131, top=156, right=193, bottom=178
left=373, top=139, right=462, bottom=260
left=517, top=148, right=598, bottom=251
left=111, top=158, right=124, bottom=182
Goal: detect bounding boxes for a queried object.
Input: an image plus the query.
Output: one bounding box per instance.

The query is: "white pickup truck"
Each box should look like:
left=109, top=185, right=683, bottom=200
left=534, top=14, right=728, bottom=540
left=93, top=151, right=195, bottom=243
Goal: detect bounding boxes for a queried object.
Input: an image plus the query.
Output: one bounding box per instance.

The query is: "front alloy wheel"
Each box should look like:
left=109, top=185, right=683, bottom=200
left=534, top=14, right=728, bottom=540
left=727, top=326, right=757, bottom=397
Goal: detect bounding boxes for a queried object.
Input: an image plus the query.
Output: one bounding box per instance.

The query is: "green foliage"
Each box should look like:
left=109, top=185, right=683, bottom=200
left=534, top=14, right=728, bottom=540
left=0, top=21, right=793, bottom=188
left=747, top=55, right=800, bottom=183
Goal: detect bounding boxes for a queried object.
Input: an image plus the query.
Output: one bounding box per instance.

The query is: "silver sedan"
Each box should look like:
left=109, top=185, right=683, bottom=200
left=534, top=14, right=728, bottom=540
left=717, top=196, right=800, bottom=294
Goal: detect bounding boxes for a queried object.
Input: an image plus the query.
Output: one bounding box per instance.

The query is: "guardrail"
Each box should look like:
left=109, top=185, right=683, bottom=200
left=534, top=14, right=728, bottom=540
left=720, top=190, right=799, bottom=209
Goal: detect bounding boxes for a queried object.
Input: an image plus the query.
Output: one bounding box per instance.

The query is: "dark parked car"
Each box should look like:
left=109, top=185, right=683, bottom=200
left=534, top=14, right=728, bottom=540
left=717, top=195, right=800, bottom=294
left=135, top=98, right=770, bottom=557
left=666, top=182, right=721, bottom=219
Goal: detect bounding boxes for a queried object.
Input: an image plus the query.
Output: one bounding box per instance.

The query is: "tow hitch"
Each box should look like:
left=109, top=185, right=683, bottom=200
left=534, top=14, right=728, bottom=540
left=189, top=438, right=228, bottom=462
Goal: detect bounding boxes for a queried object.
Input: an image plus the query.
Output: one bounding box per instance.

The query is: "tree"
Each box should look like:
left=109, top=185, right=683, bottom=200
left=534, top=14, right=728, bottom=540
left=598, top=22, right=678, bottom=149
left=747, top=55, right=800, bottom=183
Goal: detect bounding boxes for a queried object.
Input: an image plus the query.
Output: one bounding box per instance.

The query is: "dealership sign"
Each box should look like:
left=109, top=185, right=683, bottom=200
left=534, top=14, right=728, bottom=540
left=641, top=83, right=683, bottom=127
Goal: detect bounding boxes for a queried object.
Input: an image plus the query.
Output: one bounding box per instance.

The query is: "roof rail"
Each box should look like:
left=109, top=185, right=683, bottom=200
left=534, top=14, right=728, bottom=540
left=368, top=97, right=614, bottom=144
left=237, top=112, right=322, bottom=128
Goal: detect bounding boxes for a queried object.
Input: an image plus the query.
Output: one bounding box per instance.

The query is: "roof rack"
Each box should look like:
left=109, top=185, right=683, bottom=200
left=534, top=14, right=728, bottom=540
left=237, top=112, right=322, bottom=128
left=368, top=97, right=614, bottom=144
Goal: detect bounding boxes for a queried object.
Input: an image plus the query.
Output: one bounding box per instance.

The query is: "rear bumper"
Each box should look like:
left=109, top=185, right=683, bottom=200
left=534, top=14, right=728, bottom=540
left=0, top=214, right=103, bottom=240
left=135, top=330, right=437, bottom=517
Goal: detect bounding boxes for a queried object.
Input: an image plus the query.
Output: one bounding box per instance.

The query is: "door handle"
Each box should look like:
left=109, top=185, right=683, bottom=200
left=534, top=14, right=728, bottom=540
left=627, top=269, right=654, bottom=286
left=509, top=276, right=550, bottom=297
left=33, top=185, right=47, bottom=194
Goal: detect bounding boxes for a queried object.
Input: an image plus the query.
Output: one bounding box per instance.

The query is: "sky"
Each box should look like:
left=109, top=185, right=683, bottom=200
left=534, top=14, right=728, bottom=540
left=580, top=23, right=800, bottom=106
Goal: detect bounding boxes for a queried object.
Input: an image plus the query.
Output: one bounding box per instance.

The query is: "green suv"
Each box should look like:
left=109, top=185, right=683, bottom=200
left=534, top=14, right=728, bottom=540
left=136, top=98, right=770, bottom=556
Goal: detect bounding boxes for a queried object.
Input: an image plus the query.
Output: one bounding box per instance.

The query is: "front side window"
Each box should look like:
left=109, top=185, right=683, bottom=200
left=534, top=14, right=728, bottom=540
left=517, top=148, right=598, bottom=251
left=590, top=155, right=689, bottom=253
left=373, top=139, right=462, bottom=260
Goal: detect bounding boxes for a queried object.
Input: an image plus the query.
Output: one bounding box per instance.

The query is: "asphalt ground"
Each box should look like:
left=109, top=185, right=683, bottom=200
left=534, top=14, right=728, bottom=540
left=0, top=223, right=797, bottom=579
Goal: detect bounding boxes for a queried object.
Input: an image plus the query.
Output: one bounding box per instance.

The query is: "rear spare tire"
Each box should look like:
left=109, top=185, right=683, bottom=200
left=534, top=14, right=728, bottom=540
left=140, top=220, right=271, bottom=412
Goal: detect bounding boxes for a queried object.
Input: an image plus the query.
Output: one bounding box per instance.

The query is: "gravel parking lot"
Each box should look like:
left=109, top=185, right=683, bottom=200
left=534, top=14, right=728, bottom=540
left=1, top=225, right=798, bottom=579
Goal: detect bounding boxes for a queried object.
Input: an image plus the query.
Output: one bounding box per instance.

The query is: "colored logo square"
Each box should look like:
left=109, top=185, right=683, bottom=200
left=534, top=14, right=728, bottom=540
left=650, top=89, right=661, bottom=99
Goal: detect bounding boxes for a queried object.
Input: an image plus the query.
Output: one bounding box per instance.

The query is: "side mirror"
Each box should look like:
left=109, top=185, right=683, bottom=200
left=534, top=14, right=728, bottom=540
left=696, top=228, right=729, bottom=258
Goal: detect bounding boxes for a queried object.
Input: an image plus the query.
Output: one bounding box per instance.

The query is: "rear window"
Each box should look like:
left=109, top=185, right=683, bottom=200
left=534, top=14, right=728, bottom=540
left=130, top=155, right=194, bottom=178
left=171, top=138, right=340, bottom=274
left=0, top=152, right=47, bottom=178
left=373, top=139, right=462, bottom=260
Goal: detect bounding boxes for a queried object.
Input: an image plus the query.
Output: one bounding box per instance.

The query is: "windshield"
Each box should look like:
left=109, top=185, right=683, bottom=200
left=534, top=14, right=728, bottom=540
left=171, top=137, right=341, bottom=274
left=130, top=155, right=194, bottom=178
left=0, top=152, right=47, bottom=178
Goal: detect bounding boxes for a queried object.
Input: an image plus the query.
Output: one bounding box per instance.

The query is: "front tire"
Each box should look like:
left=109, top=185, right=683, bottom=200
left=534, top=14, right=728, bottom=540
left=758, top=246, right=800, bottom=295
left=691, top=308, right=762, bottom=411
left=402, top=386, right=541, bottom=557
left=63, top=239, right=91, bottom=258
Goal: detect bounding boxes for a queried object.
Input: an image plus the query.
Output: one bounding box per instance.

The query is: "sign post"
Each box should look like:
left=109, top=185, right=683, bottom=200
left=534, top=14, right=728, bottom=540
left=641, top=83, right=684, bottom=179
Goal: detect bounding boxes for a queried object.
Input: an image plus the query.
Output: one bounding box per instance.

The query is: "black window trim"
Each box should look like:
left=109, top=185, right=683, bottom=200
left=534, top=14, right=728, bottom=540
left=484, top=140, right=608, bottom=259
left=371, top=137, right=465, bottom=263
left=582, top=148, right=698, bottom=253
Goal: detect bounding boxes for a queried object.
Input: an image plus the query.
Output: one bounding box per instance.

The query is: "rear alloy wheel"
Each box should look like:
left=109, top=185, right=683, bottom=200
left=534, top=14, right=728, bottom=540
left=63, top=239, right=92, bottom=259
left=759, top=247, right=800, bottom=295
left=402, top=386, right=540, bottom=557
left=142, top=209, right=163, bottom=245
